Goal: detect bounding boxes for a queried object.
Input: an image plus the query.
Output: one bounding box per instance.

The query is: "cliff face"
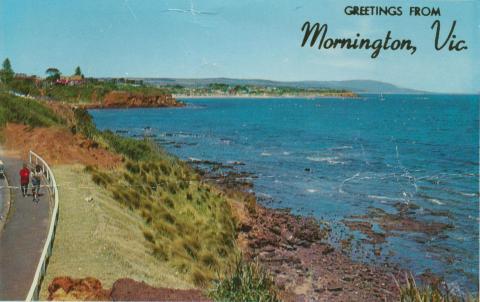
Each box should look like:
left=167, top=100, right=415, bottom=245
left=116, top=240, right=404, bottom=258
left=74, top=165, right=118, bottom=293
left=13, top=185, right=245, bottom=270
left=86, top=91, right=184, bottom=109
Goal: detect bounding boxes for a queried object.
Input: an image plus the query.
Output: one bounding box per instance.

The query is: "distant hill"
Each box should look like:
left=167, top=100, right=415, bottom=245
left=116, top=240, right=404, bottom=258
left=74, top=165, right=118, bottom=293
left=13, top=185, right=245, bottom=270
left=140, top=78, right=425, bottom=94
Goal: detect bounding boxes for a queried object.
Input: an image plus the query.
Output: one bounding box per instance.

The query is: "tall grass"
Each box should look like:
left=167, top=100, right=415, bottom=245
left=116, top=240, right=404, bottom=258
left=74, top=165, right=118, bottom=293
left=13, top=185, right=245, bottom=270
left=0, top=92, right=64, bottom=128
left=396, top=274, right=477, bottom=302
left=208, top=258, right=280, bottom=302
left=87, top=157, right=239, bottom=286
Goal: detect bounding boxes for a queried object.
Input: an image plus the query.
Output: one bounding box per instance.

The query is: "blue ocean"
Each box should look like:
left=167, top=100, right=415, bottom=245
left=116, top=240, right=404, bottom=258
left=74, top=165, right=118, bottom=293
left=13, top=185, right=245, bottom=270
left=90, top=94, right=479, bottom=292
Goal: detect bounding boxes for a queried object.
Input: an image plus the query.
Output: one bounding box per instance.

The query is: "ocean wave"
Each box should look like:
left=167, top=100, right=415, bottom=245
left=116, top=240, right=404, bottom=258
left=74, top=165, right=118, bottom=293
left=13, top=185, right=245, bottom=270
left=417, top=192, right=447, bottom=205
left=282, top=151, right=291, bottom=155
left=426, top=198, right=444, bottom=205
left=330, top=145, right=353, bottom=150
left=306, top=189, right=319, bottom=193
left=459, top=192, right=477, bottom=197
left=367, top=195, right=404, bottom=202
left=306, top=156, right=345, bottom=165
left=418, top=185, right=478, bottom=200
left=261, top=152, right=272, bottom=156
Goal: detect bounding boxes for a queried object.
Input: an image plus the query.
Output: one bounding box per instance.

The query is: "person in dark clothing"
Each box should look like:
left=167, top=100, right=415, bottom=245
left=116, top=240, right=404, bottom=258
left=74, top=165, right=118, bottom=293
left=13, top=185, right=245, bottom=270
left=19, top=163, right=30, bottom=197
left=31, top=165, right=42, bottom=203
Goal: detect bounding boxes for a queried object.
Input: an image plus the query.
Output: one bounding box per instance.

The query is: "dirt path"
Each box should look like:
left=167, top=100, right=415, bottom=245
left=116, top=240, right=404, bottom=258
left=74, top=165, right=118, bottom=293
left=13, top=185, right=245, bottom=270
left=0, top=151, right=50, bottom=300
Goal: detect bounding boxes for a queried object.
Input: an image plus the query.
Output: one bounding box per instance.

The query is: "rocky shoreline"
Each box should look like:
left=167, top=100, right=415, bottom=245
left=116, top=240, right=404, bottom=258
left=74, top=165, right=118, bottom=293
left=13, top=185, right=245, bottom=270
left=200, top=164, right=405, bottom=301
left=186, top=152, right=462, bottom=301
left=238, top=203, right=403, bottom=301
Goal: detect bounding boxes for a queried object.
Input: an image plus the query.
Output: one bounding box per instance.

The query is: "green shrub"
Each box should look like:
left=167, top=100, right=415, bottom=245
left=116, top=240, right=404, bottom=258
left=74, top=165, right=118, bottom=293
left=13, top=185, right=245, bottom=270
left=191, top=267, right=211, bottom=287
left=91, top=170, right=113, bottom=187
left=153, top=244, right=170, bottom=261
left=125, top=161, right=140, bottom=173
left=9, top=78, right=37, bottom=96
left=396, top=274, right=476, bottom=302
left=73, top=108, right=97, bottom=139
left=208, top=258, right=280, bottom=302
left=164, top=197, right=175, bottom=208
left=199, top=252, right=218, bottom=269
left=143, top=230, right=155, bottom=243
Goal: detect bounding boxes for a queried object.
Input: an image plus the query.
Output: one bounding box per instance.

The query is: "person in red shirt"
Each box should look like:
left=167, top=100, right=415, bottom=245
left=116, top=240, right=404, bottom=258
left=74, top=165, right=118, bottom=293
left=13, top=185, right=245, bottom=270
left=19, top=163, right=30, bottom=197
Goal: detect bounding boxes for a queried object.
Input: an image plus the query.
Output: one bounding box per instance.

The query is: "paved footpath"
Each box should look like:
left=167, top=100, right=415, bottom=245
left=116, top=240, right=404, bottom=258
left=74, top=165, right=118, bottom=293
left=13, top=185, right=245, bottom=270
left=0, top=153, right=50, bottom=300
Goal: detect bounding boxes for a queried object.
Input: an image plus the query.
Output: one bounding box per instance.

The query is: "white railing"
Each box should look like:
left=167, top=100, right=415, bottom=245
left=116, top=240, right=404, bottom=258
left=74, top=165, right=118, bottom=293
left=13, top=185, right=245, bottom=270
left=25, top=150, right=59, bottom=301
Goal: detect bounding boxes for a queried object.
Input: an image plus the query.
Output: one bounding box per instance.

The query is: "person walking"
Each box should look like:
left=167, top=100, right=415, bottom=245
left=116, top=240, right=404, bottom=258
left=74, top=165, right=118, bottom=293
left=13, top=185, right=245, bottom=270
left=19, top=163, right=30, bottom=197
left=31, top=165, right=42, bottom=203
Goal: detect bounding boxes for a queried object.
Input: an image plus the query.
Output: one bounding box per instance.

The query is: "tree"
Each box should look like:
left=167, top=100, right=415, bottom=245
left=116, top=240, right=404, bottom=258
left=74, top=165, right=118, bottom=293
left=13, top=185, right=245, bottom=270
left=74, top=66, right=84, bottom=78
left=0, top=58, right=14, bottom=83
left=45, top=67, right=61, bottom=82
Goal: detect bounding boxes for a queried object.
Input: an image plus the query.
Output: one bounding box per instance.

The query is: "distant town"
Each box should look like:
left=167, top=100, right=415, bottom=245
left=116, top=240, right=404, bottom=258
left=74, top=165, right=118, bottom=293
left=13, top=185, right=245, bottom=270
left=1, top=58, right=358, bottom=101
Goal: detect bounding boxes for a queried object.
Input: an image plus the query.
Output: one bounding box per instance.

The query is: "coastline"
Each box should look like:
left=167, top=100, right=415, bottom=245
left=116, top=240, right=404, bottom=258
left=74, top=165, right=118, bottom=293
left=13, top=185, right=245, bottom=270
left=1, top=90, right=474, bottom=301
left=174, top=93, right=359, bottom=99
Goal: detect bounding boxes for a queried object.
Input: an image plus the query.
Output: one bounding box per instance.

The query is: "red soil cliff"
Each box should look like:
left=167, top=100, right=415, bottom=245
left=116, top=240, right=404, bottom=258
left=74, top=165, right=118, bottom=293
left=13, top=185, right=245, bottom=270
left=85, top=91, right=184, bottom=109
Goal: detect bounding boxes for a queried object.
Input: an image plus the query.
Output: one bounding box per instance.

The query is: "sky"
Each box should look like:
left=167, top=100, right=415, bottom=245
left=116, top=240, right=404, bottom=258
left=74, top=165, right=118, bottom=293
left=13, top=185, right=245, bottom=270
left=0, top=0, right=479, bottom=93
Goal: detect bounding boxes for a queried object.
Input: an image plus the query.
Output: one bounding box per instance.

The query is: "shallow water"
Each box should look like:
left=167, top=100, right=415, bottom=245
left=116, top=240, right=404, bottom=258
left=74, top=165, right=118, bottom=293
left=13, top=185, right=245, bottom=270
left=91, top=94, right=479, bottom=292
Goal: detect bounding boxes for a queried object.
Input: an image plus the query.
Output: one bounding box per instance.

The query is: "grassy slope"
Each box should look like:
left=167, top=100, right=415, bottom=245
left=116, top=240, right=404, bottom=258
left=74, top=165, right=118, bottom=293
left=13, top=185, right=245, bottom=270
left=87, top=155, right=239, bottom=287
left=40, top=165, right=191, bottom=299
left=0, top=92, right=64, bottom=128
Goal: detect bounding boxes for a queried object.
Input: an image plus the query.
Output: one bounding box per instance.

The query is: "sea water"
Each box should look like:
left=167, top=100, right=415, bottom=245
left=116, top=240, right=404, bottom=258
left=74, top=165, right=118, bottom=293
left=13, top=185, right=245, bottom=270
left=90, top=94, right=479, bottom=291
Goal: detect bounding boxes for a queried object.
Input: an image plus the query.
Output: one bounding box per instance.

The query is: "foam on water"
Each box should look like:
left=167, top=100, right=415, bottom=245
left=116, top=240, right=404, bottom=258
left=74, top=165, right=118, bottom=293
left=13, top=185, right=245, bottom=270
left=306, top=156, right=345, bottom=165
left=367, top=195, right=405, bottom=202
left=426, top=198, right=444, bottom=205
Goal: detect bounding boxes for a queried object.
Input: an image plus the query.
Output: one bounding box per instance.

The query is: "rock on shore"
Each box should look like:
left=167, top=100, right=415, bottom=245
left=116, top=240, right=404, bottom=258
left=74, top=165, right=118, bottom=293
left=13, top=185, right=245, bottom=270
left=47, top=277, right=211, bottom=301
